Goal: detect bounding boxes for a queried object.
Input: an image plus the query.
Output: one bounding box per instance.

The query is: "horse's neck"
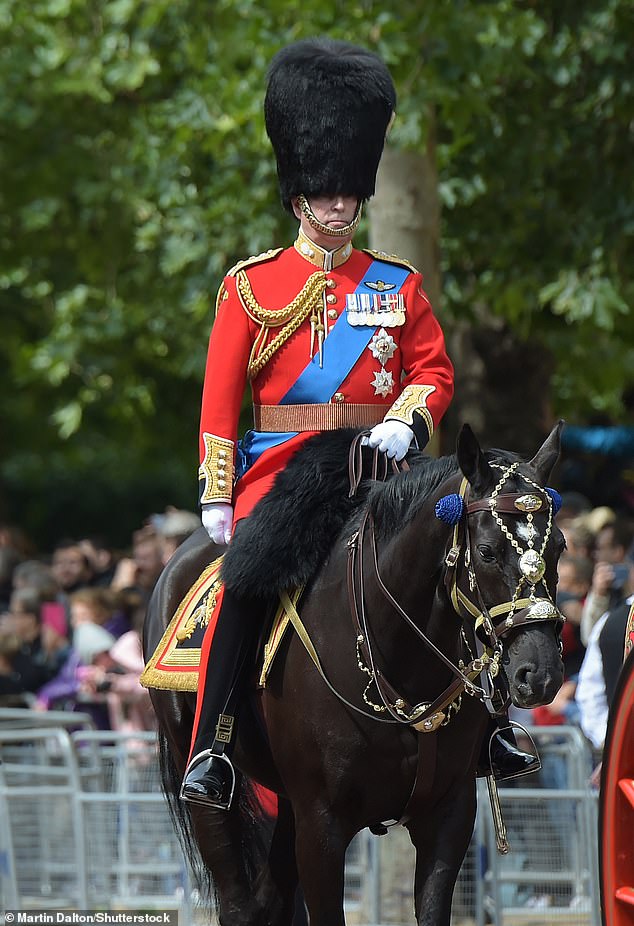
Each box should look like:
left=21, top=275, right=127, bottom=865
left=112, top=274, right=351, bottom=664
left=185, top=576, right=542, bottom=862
left=369, top=492, right=461, bottom=667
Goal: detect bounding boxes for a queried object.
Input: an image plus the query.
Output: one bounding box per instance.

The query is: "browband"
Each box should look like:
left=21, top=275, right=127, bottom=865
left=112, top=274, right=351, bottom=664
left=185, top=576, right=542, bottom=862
left=467, top=493, right=549, bottom=515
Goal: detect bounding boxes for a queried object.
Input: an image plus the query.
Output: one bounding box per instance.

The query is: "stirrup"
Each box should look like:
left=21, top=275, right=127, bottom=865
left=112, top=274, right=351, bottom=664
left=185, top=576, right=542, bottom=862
left=488, top=721, right=541, bottom=782
left=180, top=750, right=236, bottom=810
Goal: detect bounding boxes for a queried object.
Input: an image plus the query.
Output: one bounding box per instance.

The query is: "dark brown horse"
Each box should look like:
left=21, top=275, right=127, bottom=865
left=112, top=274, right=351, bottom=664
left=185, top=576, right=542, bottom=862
left=145, top=423, right=566, bottom=926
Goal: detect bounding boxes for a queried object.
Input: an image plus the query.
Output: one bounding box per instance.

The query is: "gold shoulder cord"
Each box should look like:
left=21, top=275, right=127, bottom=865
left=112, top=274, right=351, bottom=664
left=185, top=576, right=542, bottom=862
left=236, top=269, right=327, bottom=380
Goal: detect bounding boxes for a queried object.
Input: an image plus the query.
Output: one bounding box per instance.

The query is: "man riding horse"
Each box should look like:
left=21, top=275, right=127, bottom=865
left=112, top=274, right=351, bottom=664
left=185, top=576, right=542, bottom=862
left=181, top=37, right=537, bottom=809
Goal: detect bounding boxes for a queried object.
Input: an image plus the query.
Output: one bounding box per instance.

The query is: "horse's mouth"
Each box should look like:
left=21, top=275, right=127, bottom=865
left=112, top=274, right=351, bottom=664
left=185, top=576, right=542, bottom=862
left=510, top=674, right=562, bottom=708
left=511, top=685, right=547, bottom=708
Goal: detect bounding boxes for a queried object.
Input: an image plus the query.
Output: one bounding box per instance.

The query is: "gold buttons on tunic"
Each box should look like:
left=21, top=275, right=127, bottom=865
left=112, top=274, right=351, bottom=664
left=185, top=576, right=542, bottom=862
left=327, top=309, right=338, bottom=319
left=333, top=392, right=345, bottom=402
left=326, top=279, right=337, bottom=289
left=326, top=293, right=337, bottom=304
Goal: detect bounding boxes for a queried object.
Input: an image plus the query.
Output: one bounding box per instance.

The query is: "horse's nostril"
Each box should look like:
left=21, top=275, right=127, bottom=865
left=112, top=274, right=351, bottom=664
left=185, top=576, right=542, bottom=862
left=514, top=663, right=537, bottom=689
left=512, top=662, right=562, bottom=707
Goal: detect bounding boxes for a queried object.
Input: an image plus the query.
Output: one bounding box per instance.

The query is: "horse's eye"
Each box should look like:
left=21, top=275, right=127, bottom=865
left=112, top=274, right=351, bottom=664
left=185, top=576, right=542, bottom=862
left=477, top=545, right=496, bottom=563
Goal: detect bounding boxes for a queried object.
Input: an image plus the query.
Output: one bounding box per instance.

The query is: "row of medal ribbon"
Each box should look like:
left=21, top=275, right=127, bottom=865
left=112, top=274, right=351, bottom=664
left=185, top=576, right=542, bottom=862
left=346, top=293, right=406, bottom=327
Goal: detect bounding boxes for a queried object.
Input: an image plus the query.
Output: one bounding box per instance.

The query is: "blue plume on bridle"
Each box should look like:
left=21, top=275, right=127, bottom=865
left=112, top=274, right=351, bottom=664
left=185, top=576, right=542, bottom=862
left=545, top=487, right=562, bottom=515
left=434, top=494, right=465, bottom=525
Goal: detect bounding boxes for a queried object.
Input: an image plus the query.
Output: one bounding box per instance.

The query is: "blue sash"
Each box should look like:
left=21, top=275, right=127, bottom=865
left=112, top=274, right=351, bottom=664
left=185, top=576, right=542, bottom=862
left=237, top=258, right=409, bottom=478
left=281, top=259, right=409, bottom=405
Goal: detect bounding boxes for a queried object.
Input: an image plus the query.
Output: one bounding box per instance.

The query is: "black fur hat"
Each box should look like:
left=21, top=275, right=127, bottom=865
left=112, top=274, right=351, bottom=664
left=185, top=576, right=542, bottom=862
left=264, top=38, right=396, bottom=213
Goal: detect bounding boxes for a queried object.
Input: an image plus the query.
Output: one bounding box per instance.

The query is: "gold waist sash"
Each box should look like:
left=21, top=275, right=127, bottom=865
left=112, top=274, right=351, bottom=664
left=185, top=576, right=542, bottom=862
left=253, top=403, right=386, bottom=432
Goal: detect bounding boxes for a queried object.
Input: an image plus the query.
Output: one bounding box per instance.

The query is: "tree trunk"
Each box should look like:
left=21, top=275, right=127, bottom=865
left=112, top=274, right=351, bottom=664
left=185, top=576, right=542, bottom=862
left=368, top=134, right=446, bottom=453
left=368, top=139, right=553, bottom=458
left=368, top=145, right=441, bottom=315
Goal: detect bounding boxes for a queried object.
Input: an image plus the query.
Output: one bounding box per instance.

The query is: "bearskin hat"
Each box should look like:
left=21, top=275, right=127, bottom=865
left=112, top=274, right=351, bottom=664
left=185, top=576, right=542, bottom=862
left=264, top=38, right=396, bottom=213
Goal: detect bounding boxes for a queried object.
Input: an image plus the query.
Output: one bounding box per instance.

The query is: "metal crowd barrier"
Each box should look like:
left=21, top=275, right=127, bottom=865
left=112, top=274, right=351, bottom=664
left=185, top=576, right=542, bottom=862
left=0, top=714, right=600, bottom=925
left=0, top=723, right=193, bottom=918
left=484, top=725, right=600, bottom=926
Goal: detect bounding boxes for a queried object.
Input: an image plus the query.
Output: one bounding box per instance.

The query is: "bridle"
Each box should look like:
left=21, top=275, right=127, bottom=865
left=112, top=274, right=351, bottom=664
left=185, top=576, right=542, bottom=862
left=344, top=452, right=564, bottom=732
left=278, top=442, right=564, bottom=733
left=273, top=444, right=565, bottom=838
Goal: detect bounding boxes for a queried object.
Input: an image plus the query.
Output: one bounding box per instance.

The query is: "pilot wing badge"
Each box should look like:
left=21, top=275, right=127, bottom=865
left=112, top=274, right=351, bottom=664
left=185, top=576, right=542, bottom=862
left=365, top=280, right=396, bottom=292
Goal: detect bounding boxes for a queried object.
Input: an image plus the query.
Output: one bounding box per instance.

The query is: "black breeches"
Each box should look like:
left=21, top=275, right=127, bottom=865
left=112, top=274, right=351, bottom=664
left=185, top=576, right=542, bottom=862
left=191, top=588, right=259, bottom=755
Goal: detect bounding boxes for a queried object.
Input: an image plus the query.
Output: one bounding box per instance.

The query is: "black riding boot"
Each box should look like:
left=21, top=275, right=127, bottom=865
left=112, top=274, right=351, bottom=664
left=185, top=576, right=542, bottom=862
left=180, top=589, right=257, bottom=810
left=478, top=718, right=541, bottom=782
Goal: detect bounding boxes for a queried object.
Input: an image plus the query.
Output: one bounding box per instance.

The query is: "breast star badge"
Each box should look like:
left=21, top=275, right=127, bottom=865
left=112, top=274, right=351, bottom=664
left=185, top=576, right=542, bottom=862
left=371, top=369, right=394, bottom=398
left=369, top=328, right=397, bottom=366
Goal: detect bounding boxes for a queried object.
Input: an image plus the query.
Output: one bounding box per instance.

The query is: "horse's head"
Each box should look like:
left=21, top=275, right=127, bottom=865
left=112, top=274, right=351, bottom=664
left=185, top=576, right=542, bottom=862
left=448, top=422, right=566, bottom=708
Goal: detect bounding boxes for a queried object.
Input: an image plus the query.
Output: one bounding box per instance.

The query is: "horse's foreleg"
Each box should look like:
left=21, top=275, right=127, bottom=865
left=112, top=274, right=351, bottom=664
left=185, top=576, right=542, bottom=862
left=293, top=805, right=348, bottom=926
left=405, top=780, right=477, bottom=926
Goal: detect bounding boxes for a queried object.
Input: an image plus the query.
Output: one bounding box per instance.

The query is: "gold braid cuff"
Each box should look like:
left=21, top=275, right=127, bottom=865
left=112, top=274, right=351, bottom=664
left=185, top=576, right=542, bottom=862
left=199, top=433, right=234, bottom=504
left=236, top=269, right=327, bottom=380
left=385, top=385, right=437, bottom=439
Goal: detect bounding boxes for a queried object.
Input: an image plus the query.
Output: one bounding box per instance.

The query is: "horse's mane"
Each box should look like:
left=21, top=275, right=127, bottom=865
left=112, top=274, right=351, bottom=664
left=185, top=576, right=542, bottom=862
left=367, top=447, right=524, bottom=540
left=222, top=427, right=526, bottom=599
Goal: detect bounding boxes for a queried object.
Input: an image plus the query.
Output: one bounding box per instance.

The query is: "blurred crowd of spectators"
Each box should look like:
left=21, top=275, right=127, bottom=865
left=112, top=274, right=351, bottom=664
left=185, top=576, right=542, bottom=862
left=0, top=507, right=201, bottom=732
left=511, top=492, right=634, bottom=911
left=525, top=491, right=634, bottom=773
left=0, top=488, right=632, bottom=761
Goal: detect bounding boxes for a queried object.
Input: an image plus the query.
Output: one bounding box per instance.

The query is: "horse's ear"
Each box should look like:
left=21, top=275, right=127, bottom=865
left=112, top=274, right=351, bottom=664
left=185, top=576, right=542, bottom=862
left=528, top=420, right=564, bottom=483
left=456, top=424, right=495, bottom=495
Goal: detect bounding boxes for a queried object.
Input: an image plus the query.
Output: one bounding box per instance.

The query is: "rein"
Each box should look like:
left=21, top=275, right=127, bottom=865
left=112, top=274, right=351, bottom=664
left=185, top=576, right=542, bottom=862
left=346, top=506, right=481, bottom=731
left=281, top=439, right=564, bottom=734
left=343, top=443, right=564, bottom=732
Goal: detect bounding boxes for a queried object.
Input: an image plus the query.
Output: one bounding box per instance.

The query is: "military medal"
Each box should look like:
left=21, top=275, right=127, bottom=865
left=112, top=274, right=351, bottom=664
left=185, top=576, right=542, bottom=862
left=347, top=294, right=372, bottom=326
left=346, top=293, right=405, bottom=327
left=368, top=327, right=397, bottom=397
left=375, top=293, right=405, bottom=327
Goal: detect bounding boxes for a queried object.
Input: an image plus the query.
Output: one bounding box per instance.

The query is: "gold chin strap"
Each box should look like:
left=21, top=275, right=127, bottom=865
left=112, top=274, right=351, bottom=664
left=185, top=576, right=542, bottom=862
left=298, top=194, right=363, bottom=238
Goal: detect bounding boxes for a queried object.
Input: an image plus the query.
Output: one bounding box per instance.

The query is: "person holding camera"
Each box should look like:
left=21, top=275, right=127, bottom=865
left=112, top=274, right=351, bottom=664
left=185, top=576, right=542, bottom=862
left=575, top=540, right=634, bottom=766
left=580, top=518, right=634, bottom=645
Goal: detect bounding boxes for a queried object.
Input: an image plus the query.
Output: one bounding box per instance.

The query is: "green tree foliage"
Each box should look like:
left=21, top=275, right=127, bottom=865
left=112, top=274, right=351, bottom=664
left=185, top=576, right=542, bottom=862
left=1, top=0, right=632, bottom=544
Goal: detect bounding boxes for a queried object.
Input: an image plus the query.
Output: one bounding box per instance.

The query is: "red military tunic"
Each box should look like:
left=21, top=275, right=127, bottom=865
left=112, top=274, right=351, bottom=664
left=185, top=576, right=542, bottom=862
left=198, top=229, right=454, bottom=522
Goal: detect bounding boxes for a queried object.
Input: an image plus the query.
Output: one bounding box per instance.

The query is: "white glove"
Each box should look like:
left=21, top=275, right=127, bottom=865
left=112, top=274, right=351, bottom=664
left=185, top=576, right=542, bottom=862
left=201, top=503, right=234, bottom=545
left=365, top=420, right=414, bottom=461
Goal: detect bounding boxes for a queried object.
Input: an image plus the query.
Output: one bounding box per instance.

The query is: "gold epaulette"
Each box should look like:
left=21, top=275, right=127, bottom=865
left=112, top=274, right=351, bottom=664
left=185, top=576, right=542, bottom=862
left=362, top=248, right=419, bottom=275
left=226, top=248, right=283, bottom=277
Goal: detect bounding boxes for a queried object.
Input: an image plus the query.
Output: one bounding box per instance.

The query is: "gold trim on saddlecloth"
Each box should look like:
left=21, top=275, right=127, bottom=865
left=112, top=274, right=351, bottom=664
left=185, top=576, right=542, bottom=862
left=141, top=556, right=304, bottom=693
left=140, top=558, right=224, bottom=692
